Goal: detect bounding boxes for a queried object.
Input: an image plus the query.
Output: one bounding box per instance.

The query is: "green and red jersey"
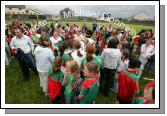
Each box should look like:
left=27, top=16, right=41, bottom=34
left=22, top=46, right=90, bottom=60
left=80, top=56, right=102, bottom=80
left=48, top=68, right=64, bottom=83
left=130, top=49, right=140, bottom=60
left=117, top=68, right=139, bottom=103
left=133, top=80, right=155, bottom=104
left=48, top=68, right=64, bottom=101
left=79, top=74, right=99, bottom=104
left=133, top=96, right=152, bottom=104
left=64, top=74, right=77, bottom=97
left=62, top=52, right=71, bottom=67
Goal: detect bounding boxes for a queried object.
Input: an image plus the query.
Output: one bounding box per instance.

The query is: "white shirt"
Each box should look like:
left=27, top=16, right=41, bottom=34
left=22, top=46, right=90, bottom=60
left=101, top=48, right=121, bottom=69
left=141, top=44, right=155, bottom=59
left=10, top=35, right=34, bottom=54
left=71, top=49, right=86, bottom=67
left=34, top=46, right=55, bottom=72
left=117, top=59, right=129, bottom=72
left=50, top=36, right=62, bottom=49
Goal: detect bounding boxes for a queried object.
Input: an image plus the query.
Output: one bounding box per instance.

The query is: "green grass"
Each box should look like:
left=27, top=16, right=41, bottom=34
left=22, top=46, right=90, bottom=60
left=5, top=58, right=154, bottom=104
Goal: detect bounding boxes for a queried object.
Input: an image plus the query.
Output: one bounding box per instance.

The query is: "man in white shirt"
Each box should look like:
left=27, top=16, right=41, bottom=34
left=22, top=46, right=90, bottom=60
left=140, top=39, right=155, bottom=70
left=101, top=39, right=121, bottom=97
left=10, top=28, right=38, bottom=81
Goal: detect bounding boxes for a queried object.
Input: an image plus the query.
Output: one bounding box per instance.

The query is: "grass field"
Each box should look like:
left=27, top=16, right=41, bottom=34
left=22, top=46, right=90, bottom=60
left=5, top=58, right=154, bottom=104
left=5, top=22, right=155, bottom=104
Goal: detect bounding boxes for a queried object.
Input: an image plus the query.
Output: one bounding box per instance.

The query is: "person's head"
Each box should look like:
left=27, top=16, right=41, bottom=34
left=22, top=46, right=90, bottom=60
left=15, top=28, right=23, bottom=38
left=39, top=35, right=50, bottom=47
left=53, top=57, right=62, bottom=71
left=73, top=40, right=81, bottom=50
left=66, top=60, right=80, bottom=78
left=53, top=31, right=58, bottom=37
left=145, top=29, right=153, bottom=38
left=128, top=59, right=141, bottom=70
left=145, top=39, right=151, bottom=46
left=62, top=40, right=70, bottom=50
left=73, top=40, right=83, bottom=57
left=30, top=28, right=36, bottom=36
left=122, top=49, right=130, bottom=60
left=112, top=30, right=118, bottom=37
left=84, top=61, right=99, bottom=77
left=108, top=39, right=118, bottom=48
left=86, top=44, right=96, bottom=62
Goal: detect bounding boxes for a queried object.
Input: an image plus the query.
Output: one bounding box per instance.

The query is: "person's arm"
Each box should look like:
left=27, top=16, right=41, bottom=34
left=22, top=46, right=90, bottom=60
left=147, top=46, right=155, bottom=58
left=10, top=37, right=17, bottom=55
left=27, top=36, right=34, bottom=52
left=76, top=86, right=85, bottom=101
left=140, top=44, right=145, bottom=54
left=117, top=51, right=121, bottom=69
left=10, top=37, right=16, bottom=50
left=49, top=50, right=55, bottom=64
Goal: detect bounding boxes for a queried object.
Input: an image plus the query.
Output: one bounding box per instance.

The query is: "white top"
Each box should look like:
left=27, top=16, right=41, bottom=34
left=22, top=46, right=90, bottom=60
left=141, top=44, right=155, bottom=58
left=10, top=35, right=34, bottom=54
left=101, top=48, right=121, bottom=69
left=71, top=50, right=86, bottom=67
left=73, top=34, right=85, bottom=41
left=34, top=46, right=55, bottom=72
left=117, top=59, right=129, bottom=72
left=49, top=36, right=62, bottom=49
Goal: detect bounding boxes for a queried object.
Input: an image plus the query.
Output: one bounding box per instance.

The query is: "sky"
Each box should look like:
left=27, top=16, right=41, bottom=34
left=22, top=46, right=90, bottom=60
left=27, top=5, right=155, bottom=18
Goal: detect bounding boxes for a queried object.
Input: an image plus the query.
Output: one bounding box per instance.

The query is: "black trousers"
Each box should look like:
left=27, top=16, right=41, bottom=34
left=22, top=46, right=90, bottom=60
left=16, top=49, right=38, bottom=81
left=103, top=68, right=116, bottom=97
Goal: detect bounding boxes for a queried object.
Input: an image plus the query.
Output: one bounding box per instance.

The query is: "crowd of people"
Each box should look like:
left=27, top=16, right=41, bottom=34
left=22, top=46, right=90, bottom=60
left=5, top=19, right=155, bottom=104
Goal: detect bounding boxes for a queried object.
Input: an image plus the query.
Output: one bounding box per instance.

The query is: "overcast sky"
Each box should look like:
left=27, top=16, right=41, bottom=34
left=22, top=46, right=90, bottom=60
left=27, top=5, right=155, bottom=18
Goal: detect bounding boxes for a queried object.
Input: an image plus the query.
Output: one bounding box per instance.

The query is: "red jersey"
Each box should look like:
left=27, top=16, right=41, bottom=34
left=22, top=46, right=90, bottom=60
left=118, top=68, right=139, bottom=103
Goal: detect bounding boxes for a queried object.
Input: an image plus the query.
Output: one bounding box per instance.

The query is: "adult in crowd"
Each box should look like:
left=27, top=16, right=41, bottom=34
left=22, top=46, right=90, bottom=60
left=101, top=39, right=121, bottom=97
left=34, top=35, right=55, bottom=96
left=10, top=28, right=38, bottom=81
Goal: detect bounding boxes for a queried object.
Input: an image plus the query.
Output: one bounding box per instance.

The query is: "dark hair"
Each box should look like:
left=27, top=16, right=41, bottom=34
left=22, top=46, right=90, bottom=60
left=123, top=49, right=130, bottom=59
left=108, top=39, right=118, bottom=48
left=54, top=49, right=59, bottom=57
left=128, top=59, right=141, bottom=68
left=73, top=40, right=83, bottom=57
left=54, top=57, right=62, bottom=67
left=86, top=53, right=93, bottom=62
left=59, top=40, right=69, bottom=56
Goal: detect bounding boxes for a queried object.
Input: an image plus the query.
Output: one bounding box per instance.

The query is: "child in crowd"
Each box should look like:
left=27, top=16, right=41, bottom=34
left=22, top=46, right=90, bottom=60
left=71, top=40, right=86, bottom=68
left=76, top=61, right=99, bottom=104
left=60, top=40, right=72, bottom=73
left=130, top=43, right=141, bottom=61
left=81, top=44, right=102, bottom=79
left=48, top=57, right=64, bottom=103
left=117, top=59, right=141, bottom=104
left=63, top=60, right=81, bottom=104
left=133, top=80, right=155, bottom=104
left=113, top=49, right=130, bottom=93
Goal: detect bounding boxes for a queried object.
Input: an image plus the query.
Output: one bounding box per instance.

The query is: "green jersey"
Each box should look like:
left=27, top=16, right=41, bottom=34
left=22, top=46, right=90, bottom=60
left=79, top=74, right=99, bottom=104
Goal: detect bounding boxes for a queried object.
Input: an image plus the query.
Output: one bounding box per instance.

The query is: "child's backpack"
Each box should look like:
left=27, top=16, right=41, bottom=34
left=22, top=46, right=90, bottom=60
left=48, top=76, right=62, bottom=102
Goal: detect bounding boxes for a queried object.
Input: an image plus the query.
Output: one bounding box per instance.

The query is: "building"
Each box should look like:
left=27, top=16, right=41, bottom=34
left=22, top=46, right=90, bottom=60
left=5, top=5, right=45, bottom=21
left=59, top=7, right=74, bottom=20
left=133, top=11, right=149, bottom=20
